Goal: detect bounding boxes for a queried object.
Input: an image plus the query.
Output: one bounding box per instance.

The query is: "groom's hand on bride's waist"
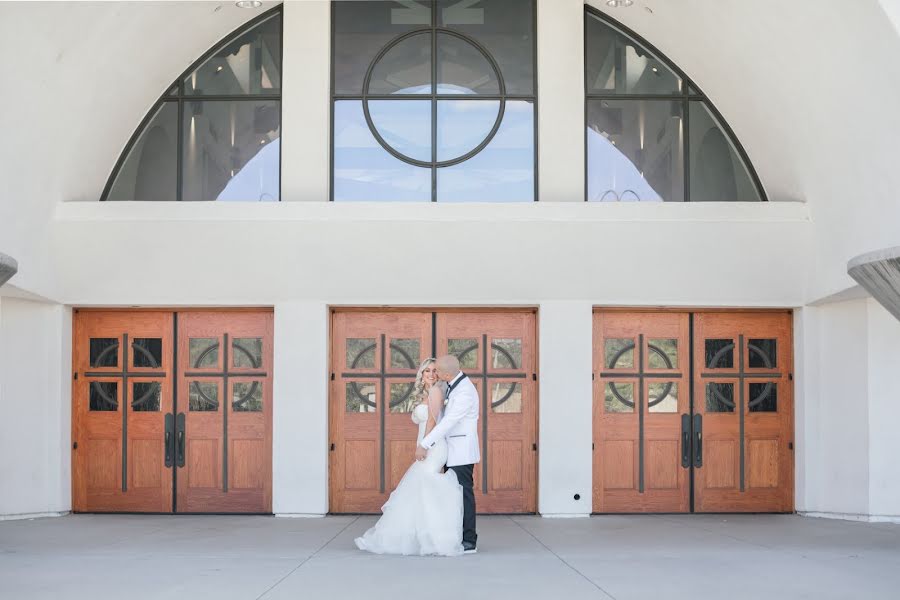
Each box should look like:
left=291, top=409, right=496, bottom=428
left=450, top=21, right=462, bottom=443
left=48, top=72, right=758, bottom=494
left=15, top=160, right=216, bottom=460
left=415, top=446, right=428, bottom=461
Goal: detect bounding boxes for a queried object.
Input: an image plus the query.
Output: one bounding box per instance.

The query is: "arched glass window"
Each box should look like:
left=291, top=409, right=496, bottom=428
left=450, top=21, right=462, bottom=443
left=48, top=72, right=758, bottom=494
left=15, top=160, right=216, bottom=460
left=102, top=8, right=282, bottom=202
left=585, top=9, right=765, bottom=202
left=332, top=0, right=536, bottom=202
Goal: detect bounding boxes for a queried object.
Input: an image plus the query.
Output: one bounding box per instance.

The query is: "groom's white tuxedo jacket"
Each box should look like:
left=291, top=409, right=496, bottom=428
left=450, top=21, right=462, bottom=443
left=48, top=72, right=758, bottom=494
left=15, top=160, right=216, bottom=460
left=419, top=372, right=480, bottom=467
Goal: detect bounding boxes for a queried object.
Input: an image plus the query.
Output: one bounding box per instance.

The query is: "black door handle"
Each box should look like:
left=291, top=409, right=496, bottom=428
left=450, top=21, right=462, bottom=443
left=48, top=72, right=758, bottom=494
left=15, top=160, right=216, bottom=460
left=681, top=414, right=690, bottom=468
left=164, top=413, right=174, bottom=468
left=176, top=412, right=186, bottom=468
left=692, top=414, right=703, bottom=468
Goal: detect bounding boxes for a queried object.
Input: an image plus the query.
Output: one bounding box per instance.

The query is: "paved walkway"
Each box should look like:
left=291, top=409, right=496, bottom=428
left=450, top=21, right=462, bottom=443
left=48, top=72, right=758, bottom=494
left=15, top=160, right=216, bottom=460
left=1, top=514, right=898, bottom=599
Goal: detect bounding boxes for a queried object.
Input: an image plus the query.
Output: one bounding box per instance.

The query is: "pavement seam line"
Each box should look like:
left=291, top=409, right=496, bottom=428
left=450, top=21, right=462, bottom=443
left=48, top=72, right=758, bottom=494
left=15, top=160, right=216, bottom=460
left=254, top=516, right=360, bottom=600
left=510, top=517, right=618, bottom=600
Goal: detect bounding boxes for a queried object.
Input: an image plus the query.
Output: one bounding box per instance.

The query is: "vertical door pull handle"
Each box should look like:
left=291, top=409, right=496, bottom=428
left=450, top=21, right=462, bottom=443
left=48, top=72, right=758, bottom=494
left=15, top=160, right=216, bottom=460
left=176, top=412, right=186, bottom=468
left=692, top=414, right=703, bottom=468
left=680, top=414, right=690, bottom=468
left=164, top=413, right=175, bottom=468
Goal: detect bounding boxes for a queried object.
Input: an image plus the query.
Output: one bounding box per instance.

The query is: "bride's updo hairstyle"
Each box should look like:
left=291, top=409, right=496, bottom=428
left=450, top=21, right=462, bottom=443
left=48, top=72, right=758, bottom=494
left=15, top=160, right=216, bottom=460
left=413, top=357, right=437, bottom=401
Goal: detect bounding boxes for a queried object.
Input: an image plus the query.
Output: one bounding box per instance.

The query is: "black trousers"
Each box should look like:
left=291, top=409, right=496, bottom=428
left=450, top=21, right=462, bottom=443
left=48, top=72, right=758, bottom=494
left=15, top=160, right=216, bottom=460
left=449, top=463, right=477, bottom=547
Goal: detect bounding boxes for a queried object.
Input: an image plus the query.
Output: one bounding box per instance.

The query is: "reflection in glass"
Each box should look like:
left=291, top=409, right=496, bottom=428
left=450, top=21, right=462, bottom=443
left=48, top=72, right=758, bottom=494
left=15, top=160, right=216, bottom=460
left=587, top=99, right=684, bottom=202
left=90, top=338, right=119, bottom=368
left=89, top=382, right=118, bottom=411
left=390, top=339, right=421, bottom=370
left=648, top=382, right=677, bottom=413
left=132, top=338, right=162, bottom=368
left=604, top=381, right=634, bottom=413
left=689, top=102, right=762, bottom=202
left=648, top=338, right=677, bottom=369
left=182, top=100, right=280, bottom=201
left=233, top=381, right=263, bottom=412
left=448, top=338, right=479, bottom=370
left=748, top=339, right=777, bottom=369
left=368, top=32, right=431, bottom=95
left=585, top=13, right=682, bottom=95
left=436, top=33, right=499, bottom=95
left=190, top=338, right=219, bottom=369
left=749, top=382, right=777, bottom=412
left=233, top=337, right=263, bottom=369
left=705, top=339, right=734, bottom=369
left=368, top=100, right=432, bottom=162
left=705, top=382, right=734, bottom=413
left=390, top=382, right=418, bottom=413
left=605, top=338, right=634, bottom=369
left=491, top=338, right=522, bottom=370
left=346, top=338, right=377, bottom=369
left=184, top=13, right=281, bottom=96
left=346, top=382, right=377, bottom=413
left=437, top=100, right=499, bottom=161
left=491, top=382, right=522, bottom=413
left=190, top=381, right=219, bottom=411
left=106, top=102, right=178, bottom=201
left=132, top=382, right=161, bottom=412
left=436, top=100, right=534, bottom=202
left=333, top=101, right=431, bottom=202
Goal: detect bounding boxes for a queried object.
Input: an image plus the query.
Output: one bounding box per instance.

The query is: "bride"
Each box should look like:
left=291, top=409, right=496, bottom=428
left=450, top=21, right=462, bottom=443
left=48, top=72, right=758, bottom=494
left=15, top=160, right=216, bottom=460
left=354, top=357, right=464, bottom=556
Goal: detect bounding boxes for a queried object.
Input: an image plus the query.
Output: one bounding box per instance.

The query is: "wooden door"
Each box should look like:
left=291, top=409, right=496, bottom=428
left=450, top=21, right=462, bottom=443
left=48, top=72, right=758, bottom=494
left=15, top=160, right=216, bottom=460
left=330, top=311, right=432, bottom=513
left=436, top=312, right=537, bottom=513
left=593, top=311, right=690, bottom=513
left=693, top=312, right=793, bottom=512
left=176, top=311, right=273, bottom=513
left=73, top=311, right=173, bottom=512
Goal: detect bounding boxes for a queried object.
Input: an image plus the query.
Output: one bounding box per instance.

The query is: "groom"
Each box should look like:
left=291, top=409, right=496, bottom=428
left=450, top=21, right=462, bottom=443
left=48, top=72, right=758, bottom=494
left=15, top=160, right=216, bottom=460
left=416, top=354, right=480, bottom=553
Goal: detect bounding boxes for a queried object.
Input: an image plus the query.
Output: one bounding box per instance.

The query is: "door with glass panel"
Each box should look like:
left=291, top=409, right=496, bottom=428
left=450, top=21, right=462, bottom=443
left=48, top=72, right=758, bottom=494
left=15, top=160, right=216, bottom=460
left=593, top=311, right=690, bottom=513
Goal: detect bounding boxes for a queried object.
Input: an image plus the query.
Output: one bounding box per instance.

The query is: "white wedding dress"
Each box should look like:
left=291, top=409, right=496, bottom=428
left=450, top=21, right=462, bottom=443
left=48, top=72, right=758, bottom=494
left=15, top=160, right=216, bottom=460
left=354, top=402, right=464, bottom=556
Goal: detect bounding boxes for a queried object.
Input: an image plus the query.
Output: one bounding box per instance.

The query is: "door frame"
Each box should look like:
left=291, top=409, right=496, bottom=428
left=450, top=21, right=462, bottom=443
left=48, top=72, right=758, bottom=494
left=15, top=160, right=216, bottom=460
left=591, top=307, right=795, bottom=514
left=327, top=306, right=540, bottom=514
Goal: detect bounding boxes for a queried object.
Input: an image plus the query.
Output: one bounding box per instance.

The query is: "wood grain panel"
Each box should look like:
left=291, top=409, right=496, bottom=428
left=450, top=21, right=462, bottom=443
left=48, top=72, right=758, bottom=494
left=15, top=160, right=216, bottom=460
left=646, top=441, right=678, bottom=490
left=345, top=441, right=378, bottom=490
left=747, top=439, right=779, bottom=489
left=231, top=439, right=265, bottom=489
left=490, top=441, right=523, bottom=491
left=389, top=440, right=417, bottom=489
left=86, top=438, right=119, bottom=490
left=188, top=439, right=219, bottom=488
left=704, top=440, right=736, bottom=489
left=603, top=441, right=635, bottom=490
left=131, top=439, right=161, bottom=489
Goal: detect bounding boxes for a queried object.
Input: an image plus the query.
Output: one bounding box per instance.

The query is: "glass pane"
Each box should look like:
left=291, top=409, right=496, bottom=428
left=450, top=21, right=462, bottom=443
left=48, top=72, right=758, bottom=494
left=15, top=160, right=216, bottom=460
left=90, top=338, right=119, bottom=368
left=367, top=99, right=431, bottom=162
left=437, top=0, right=534, bottom=95
left=189, top=381, right=219, bottom=411
left=585, top=13, right=681, bottom=95
left=604, top=381, right=634, bottom=413
left=89, top=382, right=118, bottom=411
left=491, top=338, right=521, bottom=369
left=132, top=338, right=162, bottom=368
left=346, top=381, right=377, bottom=413
left=587, top=99, right=684, bottom=202
left=648, top=382, right=677, bottom=413
left=705, top=339, right=734, bottom=369
left=233, top=337, right=263, bottom=369
left=491, top=382, right=522, bottom=413
left=448, top=338, right=479, bottom=370
left=390, top=339, right=420, bottom=370
left=648, top=338, right=677, bottom=370
left=748, top=339, right=777, bottom=369
left=705, top=382, right=734, bottom=413
left=333, top=0, right=431, bottom=95
left=346, top=338, right=377, bottom=369
left=132, top=382, right=161, bottom=412
left=436, top=32, right=499, bottom=95
left=189, top=338, right=219, bottom=369
left=182, top=100, right=280, bottom=201
left=436, top=99, right=534, bottom=202
left=333, top=100, right=431, bottom=202
left=184, top=13, right=281, bottom=95
left=389, top=381, right=418, bottom=413
left=106, top=102, right=178, bottom=201
left=436, top=100, right=500, bottom=162
left=604, top=338, right=634, bottom=369
left=368, top=31, right=431, bottom=95
left=749, top=382, right=777, bottom=412
left=165, top=84, right=178, bottom=96
left=232, top=381, right=263, bottom=412
left=689, top=102, right=762, bottom=202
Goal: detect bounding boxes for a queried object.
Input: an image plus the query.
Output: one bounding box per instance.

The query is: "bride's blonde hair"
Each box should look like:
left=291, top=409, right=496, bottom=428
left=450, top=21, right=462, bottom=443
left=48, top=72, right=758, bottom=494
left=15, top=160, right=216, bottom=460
left=413, top=357, right=437, bottom=401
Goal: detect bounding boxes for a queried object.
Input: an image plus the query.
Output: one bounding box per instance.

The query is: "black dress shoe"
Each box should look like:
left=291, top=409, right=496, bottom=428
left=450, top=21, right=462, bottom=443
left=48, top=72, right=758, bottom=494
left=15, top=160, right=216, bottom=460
left=463, top=543, right=477, bottom=554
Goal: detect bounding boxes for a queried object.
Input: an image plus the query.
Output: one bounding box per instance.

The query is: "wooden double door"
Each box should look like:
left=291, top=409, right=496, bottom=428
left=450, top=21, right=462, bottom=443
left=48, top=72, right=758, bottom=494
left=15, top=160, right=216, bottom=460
left=330, top=310, right=537, bottom=514
left=593, top=310, right=793, bottom=513
left=72, top=310, right=273, bottom=513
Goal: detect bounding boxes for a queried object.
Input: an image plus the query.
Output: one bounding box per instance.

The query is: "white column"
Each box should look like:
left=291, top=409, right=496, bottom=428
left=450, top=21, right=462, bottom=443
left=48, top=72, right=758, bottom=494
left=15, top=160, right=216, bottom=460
left=537, top=0, right=584, bottom=202
left=272, top=302, right=329, bottom=515
left=281, top=0, right=330, bottom=202
left=538, top=302, right=593, bottom=516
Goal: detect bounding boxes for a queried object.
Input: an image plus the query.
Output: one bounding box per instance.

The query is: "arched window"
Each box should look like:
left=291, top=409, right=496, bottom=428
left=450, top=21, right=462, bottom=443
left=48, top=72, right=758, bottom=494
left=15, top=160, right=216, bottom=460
left=331, top=0, right=537, bottom=202
left=585, top=8, right=765, bottom=202
left=102, top=7, right=282, bottom=202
